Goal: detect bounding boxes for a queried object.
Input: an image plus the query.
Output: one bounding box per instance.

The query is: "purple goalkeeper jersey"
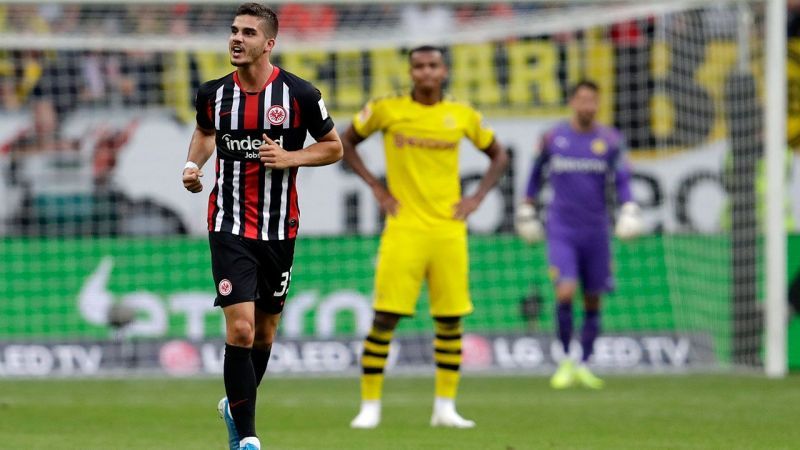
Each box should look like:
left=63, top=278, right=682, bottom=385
left=525, top=121, right=633, bottom=232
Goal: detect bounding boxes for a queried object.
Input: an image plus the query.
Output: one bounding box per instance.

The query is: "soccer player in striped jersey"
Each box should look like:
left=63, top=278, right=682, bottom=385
left=343, top=45, right=509, bottom=429
left=181, top=4, right=342, bottom=450
left=516, top=80, right=642, bottom=390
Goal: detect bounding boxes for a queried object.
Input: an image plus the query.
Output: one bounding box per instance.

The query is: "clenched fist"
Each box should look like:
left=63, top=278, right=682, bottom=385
left=183, top=163, right=203, bottom=193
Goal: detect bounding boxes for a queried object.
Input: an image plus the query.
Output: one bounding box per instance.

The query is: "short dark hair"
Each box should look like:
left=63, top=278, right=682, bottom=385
left=569, top=80, right=599, bottom=98
left=236, top=2, right=279, bottom=38
left=408, top=45, right=445, bottom=63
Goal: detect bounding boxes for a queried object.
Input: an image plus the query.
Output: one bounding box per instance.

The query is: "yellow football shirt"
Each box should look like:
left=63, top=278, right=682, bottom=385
left=352, top=93, right=495, bottom=233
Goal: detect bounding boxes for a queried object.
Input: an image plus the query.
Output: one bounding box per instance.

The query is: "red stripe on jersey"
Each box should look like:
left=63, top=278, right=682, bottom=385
left=207, top=158, right=220, bottom=228
left=233, top=66, right=281, bottom=92
left=240, top=87, right=262, bottom=238
left=266, top=66, right=281, bottom=85
left=288, top=168, right=299, bottom=239
left=292, top=98, right=301, bottom=128
left=242, top=161, right=261, bottom=239
left=243, top=89, right=259, bottom=130
left=206, top=99, right=213, bottom=125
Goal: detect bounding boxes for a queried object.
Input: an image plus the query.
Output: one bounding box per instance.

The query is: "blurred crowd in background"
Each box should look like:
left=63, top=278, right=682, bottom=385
left=0, top=2, right=535, bottom=38
left=0, top=1, right=798, bottom=237
left=4, top=1, right=797, bottom=138
left=1, top=0, right=799, bottom=117
left=0, top=2, right=554, bottom=131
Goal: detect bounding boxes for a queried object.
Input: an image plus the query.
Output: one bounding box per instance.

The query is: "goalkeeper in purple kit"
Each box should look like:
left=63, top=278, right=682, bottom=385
left=515, top=80, right=642, bottom=389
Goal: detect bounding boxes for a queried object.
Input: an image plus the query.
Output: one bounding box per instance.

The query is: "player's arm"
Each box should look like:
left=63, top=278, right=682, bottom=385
left=515, top=136, right=550, bottom=244
left=612, top=139, right=643, bottom=239
left=259, top=128, right=343, bottom=169
left=341, top=125, right=398, bottom=216
left=454, top=138, right=509, bottom=220
left=183, top=125, right=216, bottom=193
left=612, top=140, right=634, bottom=205
left=455, top=107, right=509, bottom=220
left=260, top=84, right=342, bottom=169
left=524, top=136, right=551, bottom=206
left=342, top=99, right=398, bottom=216
left=183, top=84, right=217, bottom=193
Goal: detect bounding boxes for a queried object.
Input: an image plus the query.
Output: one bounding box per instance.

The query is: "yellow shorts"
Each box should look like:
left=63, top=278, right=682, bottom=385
left=373, top=227, right=472, bottom=317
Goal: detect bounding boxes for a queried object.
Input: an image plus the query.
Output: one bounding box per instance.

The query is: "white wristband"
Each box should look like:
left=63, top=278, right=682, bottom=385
left=183, top=161, right=199, bottom=171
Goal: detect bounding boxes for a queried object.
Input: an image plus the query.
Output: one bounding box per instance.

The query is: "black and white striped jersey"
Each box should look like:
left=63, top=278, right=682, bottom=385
left=194, top=66, right=334, bottom=240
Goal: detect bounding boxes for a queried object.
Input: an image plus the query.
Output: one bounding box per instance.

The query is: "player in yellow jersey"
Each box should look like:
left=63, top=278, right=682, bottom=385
left=343, top=45, right=509, bottom=429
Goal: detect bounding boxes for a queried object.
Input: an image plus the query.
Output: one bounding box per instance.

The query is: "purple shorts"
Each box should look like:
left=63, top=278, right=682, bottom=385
left=546, top=227, right=613, bottom=294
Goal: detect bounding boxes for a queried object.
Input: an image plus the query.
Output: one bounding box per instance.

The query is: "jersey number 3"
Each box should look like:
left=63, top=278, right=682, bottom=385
left=274, top=267, right=292, bottom=297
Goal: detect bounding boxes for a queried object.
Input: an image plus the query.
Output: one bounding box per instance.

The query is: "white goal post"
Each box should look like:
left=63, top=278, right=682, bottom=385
left=764, top=0, right=787, bottom=378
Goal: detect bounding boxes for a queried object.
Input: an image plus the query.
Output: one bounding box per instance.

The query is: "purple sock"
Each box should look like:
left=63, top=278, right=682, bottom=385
left=556, top=303, right=573, bottom=354
left=581, top=309, right=600, bottom=362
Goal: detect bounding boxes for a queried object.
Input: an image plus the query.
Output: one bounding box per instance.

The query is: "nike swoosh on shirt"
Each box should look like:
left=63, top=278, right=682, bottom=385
left=219, top=111, right=232, bottom=117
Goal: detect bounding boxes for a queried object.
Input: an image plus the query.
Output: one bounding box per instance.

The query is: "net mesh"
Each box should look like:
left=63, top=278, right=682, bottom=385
left=0, top=0, right=776, bottom=376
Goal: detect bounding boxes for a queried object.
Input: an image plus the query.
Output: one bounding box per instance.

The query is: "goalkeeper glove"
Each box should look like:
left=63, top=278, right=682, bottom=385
left=615, top=202, right=643, bottom=240
left=515, top=203, right=544, bottom=244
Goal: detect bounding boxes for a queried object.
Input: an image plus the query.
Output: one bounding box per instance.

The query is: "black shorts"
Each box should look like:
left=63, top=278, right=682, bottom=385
left=208, top=231, right=295, bottom=313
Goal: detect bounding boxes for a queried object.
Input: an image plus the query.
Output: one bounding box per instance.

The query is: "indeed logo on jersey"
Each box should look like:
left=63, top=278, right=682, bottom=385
left=394, top=133, right=457, bottom=151
left=221, top=133, right=264, bottom=151
left=219, top=132, right=283, bottom=160
left=550, top=154, right=607, bottom=173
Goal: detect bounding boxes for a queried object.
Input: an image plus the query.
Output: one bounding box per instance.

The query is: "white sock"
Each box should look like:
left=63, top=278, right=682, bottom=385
left=360, top=400, right=380, bottom=411
left=351, top=400, right=382, bottom=428
left=434, top=397, right=455, bottom=413
left=239, top=436, right=260, bottom=448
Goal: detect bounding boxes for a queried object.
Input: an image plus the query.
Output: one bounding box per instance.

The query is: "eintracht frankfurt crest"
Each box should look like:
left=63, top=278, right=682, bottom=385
left=218, top=279, right=233, bottom=296
left=268, top=105, right=287, bottom=126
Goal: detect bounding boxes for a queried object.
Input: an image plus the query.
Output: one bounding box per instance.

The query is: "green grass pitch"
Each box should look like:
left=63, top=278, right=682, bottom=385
left=2, top=374, right=799, bottom=449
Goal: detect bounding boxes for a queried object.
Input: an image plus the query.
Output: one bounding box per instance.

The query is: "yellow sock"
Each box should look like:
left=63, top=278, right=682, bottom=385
left=433, top=320, right=463, bottom=399
left=360, top=326, right=393, bottom=401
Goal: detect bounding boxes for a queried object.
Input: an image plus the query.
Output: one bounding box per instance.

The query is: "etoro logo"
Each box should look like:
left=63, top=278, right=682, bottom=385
left=78, top=257, right=223, bottom=340
left=268, top=105, right=287, bottom=125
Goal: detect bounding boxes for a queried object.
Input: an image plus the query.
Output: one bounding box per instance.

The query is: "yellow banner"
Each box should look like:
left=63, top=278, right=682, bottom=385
left=161, top=37, right=797, bottom=151
left=788, top=40, right=800, bottom=149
